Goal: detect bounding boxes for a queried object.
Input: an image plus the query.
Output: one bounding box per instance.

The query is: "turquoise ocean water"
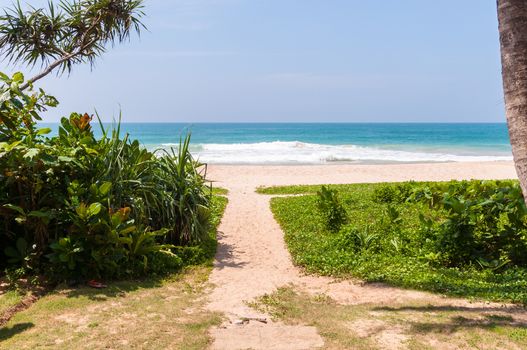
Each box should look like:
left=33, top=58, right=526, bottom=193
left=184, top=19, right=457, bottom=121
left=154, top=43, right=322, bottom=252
left=41, top=123, right=512, bottom=164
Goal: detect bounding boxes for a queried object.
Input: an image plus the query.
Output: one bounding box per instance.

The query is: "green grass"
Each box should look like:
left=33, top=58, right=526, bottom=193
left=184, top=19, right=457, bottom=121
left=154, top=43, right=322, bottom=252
left=212, top=187, right=228, bottom=196
left=256, top=182, right=423, bottom=195
left=252, top=286, right=527, bottom=350
left=0, top=267, right=222, bottom=349
left=257, top=184, right=323, bottom=195
left=267, top=182, right=527, bottom=304
left=210, top=194, right=227, bottom=230
left=0, top=290, right=23, bottom=315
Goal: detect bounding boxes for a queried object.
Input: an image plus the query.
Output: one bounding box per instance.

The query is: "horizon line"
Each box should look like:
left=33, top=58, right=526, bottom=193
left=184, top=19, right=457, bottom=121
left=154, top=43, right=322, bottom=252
left=39, top=121, right=508, bottom=124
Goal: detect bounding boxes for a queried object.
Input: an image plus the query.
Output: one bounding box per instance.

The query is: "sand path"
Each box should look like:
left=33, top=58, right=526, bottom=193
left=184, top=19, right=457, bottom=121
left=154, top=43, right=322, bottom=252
left=205, top=162, right=520, bottom=350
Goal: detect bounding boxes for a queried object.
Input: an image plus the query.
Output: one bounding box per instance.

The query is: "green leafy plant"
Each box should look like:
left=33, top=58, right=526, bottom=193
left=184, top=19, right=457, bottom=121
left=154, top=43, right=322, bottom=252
left=0, top=1, right=222, bottom=283
left=0, top=0, right=145, bottom=90
left=48, top=237, right=85, bottom=273
left=431, top=181, right=527, bottom=267
left=372, top=184, right=398, bottom=203
left=385, top=205, right=402, bottom=225
left=372, top=182, right=415, bottom=204
left=316, top=186, right=347, bottom=232
left=269, top=180, right=527, bottom=304
left=344, top=226, right=378, bottom=252
left=4, top=237, right=31, bottom=265
left=0, top=73, right=216, bottom=280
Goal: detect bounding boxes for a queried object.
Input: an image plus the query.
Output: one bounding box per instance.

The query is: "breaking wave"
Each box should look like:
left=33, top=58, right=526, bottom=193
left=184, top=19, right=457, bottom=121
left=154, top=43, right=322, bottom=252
left=157, top=141, right=512, bottom=165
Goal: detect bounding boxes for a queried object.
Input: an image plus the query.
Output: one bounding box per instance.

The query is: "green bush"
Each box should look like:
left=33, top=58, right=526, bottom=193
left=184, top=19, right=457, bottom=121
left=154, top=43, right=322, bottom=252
left=422, top=181, right=527, bottom=268
left=269, top=180, right=527, bottom=303
left=316, top=186, right=347, bottom=232
left=372, top=182, right=414, bottom=204
left=0, top=72, right=215, bottom=280
left=372, top=184, right=398, bottom=203
left=371, top=179, right=527, bottom=268
left=336, top=225, right=379, bottom=252
left=145, top=251, right=184, bottom=275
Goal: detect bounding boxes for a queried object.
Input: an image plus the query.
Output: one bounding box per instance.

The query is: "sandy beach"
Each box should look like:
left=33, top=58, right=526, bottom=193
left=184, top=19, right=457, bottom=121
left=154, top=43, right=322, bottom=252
left=208, top=161, right=517, bottom=189
left=205, top=161, right=521, bottom=349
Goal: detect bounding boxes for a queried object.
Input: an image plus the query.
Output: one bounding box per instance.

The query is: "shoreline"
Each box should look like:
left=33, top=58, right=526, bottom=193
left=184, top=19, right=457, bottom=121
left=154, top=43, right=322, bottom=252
left=207, top=161, right=517, bottom=189
left=204, top=159, right=514, bottom=167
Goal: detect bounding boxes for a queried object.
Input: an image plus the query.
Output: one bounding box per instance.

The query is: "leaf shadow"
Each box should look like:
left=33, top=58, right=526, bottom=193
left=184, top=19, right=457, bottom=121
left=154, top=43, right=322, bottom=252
left=61, top=276, right=166, bottom=301
left=374, top=304, right=527, bottom=334
left=0, top=322, right=34, bottom=342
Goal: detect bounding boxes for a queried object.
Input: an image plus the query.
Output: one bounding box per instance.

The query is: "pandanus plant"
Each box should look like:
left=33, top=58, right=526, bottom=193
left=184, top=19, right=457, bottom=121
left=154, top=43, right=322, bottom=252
left=0, top=0, right=145, bottom=90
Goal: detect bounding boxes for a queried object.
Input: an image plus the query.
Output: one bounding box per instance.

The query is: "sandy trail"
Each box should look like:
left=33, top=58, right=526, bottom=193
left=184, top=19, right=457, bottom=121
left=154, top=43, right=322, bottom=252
left=205, top=161, right=521, bottom=350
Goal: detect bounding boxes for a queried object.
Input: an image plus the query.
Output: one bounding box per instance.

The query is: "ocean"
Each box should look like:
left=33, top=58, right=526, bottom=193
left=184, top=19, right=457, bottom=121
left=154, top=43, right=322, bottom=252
left=41, top=123, right=513, bottom=165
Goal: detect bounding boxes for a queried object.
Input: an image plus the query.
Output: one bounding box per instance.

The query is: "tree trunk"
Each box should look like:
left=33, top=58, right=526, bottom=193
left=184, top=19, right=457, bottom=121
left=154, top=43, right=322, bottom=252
left=497, top=0, right=527, bottom=202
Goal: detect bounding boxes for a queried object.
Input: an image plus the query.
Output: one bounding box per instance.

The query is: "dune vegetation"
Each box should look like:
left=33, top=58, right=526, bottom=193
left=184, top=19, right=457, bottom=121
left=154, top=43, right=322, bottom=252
left=262, top=180, right=527, bottom=304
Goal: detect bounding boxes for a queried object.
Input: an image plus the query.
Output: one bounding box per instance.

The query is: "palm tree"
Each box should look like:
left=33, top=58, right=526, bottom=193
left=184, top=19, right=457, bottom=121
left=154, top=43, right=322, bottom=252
left=497, top=0, right=527, bottom=202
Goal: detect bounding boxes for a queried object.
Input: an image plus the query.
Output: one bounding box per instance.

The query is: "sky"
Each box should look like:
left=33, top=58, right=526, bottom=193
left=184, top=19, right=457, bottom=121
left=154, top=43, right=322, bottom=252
left=1, top=0, right=505, bottom=123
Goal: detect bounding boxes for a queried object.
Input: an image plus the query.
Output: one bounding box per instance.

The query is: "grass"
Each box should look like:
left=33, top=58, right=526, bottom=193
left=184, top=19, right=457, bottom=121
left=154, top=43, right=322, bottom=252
left=212, top=187, right=228, bottom=196
left=0, top=192, right=228, bottom=349
left=0, top=291, right=23, bottom=315
left=0, top=268, right=222, bottom=349
left=252, top=286, right=527, bottom=350
left=257, top=184, right=361, bottom=195
left=264, top=182, right=527, bottom=304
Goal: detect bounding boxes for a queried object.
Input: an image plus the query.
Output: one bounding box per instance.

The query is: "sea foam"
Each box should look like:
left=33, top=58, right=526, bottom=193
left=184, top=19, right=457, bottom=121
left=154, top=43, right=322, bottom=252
left=162, top=141, right=513, bottom=164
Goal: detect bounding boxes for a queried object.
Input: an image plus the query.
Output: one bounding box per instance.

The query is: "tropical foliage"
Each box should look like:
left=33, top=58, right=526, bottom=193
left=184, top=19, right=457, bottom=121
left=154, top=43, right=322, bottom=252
left=0, top=0, right=145, bottom=90
left=265, top=180, right=527, bottom=303
left=316, top=185, right=347, bottom=232
left=0, top=72, right=213, bottom=280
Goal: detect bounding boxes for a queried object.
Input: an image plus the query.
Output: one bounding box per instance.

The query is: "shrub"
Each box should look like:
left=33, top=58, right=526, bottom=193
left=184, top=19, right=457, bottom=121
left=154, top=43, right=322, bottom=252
left=372, top=182, right=414, bottom=204
left=395, top=182, right=414, bottom=201
left=372, top=184, right=398, bottom=203
left=0, top=72, right=214, bottom=280
left=270, top=181, right=527, bottom=303
left=394, top=180, right=527, bottom=268
left=336, top=225, right=379, bottom=252
left=144, top=251, right=183, bottom=275
left=425, top=181, right=527, bottom=268
left=316, top=186, right=347, bottom=232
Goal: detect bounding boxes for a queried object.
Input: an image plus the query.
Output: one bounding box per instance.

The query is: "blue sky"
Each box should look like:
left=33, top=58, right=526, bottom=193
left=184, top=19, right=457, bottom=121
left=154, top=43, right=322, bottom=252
left=1, top=0, right=504, bottom=122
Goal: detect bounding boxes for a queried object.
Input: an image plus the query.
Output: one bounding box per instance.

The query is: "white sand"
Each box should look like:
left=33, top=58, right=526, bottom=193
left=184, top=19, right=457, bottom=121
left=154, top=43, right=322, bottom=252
left=207, top=161, right=517, bottom=188
left=205, top=161, right=520, bottom=350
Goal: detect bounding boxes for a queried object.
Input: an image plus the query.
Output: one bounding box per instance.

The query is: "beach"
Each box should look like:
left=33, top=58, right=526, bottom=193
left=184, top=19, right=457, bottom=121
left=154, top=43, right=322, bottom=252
left=208, top=161, right=517, bottom=189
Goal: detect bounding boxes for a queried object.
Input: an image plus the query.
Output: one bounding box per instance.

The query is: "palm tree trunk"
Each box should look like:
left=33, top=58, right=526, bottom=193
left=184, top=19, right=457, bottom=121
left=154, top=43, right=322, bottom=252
left=497, top=0, right=527, bottom=202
